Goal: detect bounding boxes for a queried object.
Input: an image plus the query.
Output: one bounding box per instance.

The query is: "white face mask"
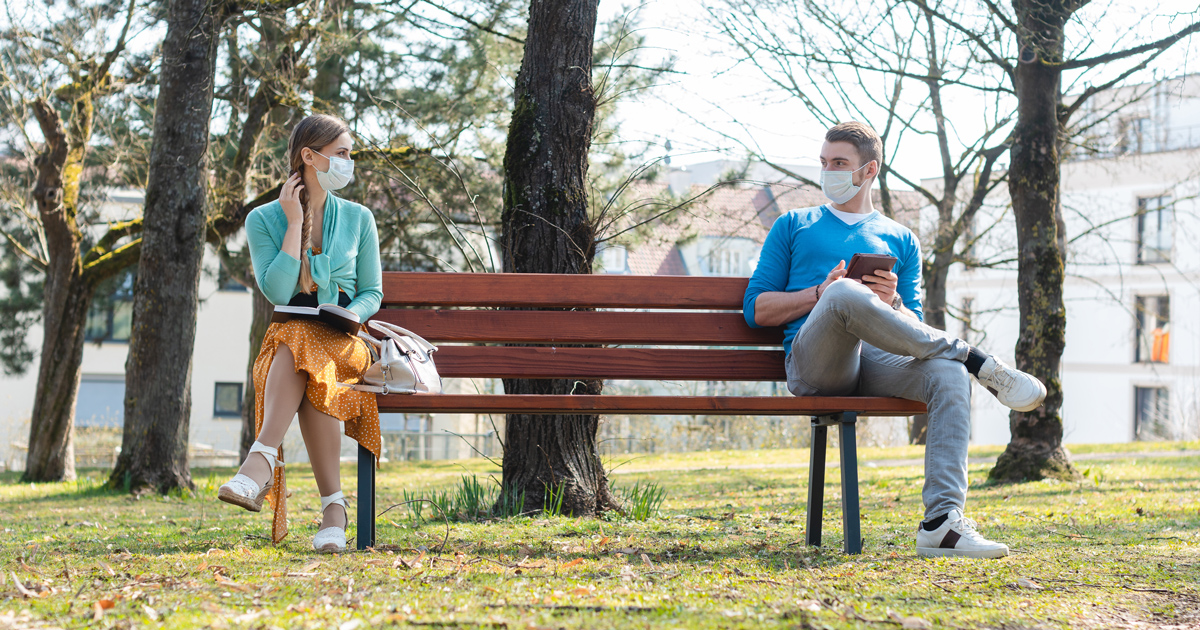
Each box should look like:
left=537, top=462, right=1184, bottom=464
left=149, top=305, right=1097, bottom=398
left=821, top=162, right=871, bottom=204
left=313, top=150, right=354, bottom=191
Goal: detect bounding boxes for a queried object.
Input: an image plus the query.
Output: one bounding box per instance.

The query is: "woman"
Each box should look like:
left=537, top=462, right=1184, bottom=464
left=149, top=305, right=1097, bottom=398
left=218, top=114, right=383, bottom=552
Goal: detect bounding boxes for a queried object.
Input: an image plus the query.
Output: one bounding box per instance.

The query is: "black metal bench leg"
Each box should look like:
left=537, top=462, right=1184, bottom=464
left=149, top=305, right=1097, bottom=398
left=838, top=412, right=861, bottom=554
left=357, top=443, right=376, bottom=550
left=806, top=416, right=830, bottom=547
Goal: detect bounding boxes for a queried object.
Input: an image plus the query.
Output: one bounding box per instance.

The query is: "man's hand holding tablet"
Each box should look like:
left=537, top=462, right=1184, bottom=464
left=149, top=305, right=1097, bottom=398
left=845, top=253, right=899, bottom=307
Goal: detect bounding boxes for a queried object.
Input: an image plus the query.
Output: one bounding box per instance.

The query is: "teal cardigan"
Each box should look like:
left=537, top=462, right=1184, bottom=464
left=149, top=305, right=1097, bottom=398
left=246, top=194, right=383, bottom=322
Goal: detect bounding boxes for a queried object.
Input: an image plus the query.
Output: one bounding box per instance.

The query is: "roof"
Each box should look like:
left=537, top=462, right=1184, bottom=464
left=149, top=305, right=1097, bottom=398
left=608, top=181, right=925, bottom=276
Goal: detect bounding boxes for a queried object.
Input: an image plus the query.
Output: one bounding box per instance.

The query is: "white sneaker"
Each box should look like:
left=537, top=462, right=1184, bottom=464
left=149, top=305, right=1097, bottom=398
left=916, top=509, right=1009, bottom=559
left=975, top=356, right=1046, bottom=412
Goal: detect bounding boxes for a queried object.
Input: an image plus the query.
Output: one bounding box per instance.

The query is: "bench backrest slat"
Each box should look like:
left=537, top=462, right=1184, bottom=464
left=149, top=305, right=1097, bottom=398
left=374, top=272, right=794, bottom=382
left=381, top=272, right=749, bottom=309
left=433, top=347, right=786, bottom=381
left=374, top=309, right=784, bottom=346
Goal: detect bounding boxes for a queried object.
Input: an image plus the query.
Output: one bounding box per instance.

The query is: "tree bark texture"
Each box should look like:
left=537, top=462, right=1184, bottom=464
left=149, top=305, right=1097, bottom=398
left=498, top=0, right=618, bottom=516
left=110, top=0, right=224, bottom=493
left=989, top=0, right=1078, bottom=483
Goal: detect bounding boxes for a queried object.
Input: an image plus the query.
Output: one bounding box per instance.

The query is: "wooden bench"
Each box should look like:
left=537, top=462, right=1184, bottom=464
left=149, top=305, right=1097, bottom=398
left=357, top=272, right=926, bottom=553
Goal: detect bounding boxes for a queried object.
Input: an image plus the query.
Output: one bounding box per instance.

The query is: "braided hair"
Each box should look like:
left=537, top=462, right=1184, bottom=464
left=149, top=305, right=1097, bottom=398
left=286, top=114, right=351, bottom=293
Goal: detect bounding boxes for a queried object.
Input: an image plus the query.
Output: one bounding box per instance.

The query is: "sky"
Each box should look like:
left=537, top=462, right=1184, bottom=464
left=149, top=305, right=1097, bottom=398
left=601, top=0, right=1200, bottom=181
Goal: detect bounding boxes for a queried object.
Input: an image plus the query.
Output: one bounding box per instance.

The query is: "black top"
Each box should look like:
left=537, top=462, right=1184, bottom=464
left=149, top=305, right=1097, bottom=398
left=287, top=290, right=353, bottom=309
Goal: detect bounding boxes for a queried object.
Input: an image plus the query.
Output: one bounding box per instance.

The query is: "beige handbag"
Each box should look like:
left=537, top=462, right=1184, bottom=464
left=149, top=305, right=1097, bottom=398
left=339, top=321, right=442, bottom=394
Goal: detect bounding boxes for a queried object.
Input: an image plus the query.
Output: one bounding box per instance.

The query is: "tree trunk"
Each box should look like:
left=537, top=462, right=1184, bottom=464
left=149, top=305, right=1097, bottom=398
left=110, top=0, right=224, bottom=493
left=989, top=0, right=1078, bottom=483
left=910, top=224, right=956, bottom=444
left=22, top=97, right=95, bottom=481
left=498, top=0, right=617, bottom=516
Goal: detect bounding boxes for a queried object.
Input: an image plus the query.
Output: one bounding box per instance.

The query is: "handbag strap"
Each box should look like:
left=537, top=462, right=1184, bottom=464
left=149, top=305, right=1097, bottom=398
left=368, top=320, right=438, bottom=355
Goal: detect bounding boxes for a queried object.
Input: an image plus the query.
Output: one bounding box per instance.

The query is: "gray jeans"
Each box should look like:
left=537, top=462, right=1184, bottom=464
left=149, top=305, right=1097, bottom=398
left=786, top=279, right=972, bottom=520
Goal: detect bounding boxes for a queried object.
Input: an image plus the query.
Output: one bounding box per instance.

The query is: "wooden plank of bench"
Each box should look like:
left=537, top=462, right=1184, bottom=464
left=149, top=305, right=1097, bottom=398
left=376, top=394, right=926, bottom=416
left=372, top=309, right=784, bottom=345
left=431, top=346, right=786, bottom=380
left=380, top=272, right=748, bottom=309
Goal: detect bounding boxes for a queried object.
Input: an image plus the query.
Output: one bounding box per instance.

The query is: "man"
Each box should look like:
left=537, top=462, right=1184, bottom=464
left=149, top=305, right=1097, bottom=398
left=743, top=121, right=1046, bottom=559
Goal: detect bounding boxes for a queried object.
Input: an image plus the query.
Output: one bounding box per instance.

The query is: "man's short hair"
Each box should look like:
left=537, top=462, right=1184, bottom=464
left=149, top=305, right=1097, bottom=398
left=825, top=122, right=882, bottom=167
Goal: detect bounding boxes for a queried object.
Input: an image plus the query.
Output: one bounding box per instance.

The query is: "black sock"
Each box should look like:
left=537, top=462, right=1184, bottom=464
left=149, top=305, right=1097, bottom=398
left=923, top=513, right=949, bottom=531
left=963, top=347, right=988, bottom=376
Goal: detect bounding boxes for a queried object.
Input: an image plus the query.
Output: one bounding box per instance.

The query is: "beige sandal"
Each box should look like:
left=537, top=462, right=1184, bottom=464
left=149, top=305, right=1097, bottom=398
left=313, top=491, right=349, bottom=552
left=217, top=441, right=281, bottom=512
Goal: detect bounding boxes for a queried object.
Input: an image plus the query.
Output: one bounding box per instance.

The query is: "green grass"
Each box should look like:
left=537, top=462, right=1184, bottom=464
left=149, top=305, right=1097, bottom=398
left=3, top=443, right=1199, bottom=629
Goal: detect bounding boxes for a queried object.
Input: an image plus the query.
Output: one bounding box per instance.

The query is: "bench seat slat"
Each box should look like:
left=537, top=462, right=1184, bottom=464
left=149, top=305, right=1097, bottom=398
left=372, top=309, right=784, bottom=345
left=381, top=272, right=749, bottom=309
left=377, top=394, right=926, bottom=416
left=431, top=346, right=786, bottom=380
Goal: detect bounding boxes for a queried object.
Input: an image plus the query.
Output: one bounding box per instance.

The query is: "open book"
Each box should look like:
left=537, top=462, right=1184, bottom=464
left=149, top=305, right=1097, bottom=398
left=272, top=304, right=362, bottom=335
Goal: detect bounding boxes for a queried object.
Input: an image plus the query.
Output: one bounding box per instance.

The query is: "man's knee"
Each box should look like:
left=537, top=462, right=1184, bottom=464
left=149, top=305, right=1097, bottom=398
left=925, top=358, right=970, bottom=399
left=822, top=277, right=874, bottom=305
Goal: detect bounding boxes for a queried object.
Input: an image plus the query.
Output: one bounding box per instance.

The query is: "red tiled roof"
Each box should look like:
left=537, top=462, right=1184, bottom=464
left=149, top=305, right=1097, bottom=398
left=609, top=181, right=925, bottom=276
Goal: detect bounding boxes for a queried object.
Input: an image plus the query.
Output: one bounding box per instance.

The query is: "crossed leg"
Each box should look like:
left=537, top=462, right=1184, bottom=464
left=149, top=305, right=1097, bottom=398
left=237, top=343, right=305, bottom=484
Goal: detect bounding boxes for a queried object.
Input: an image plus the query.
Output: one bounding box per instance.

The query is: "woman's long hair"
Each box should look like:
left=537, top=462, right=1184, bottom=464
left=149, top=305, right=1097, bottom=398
left=287, top=114, right=351, bottom=293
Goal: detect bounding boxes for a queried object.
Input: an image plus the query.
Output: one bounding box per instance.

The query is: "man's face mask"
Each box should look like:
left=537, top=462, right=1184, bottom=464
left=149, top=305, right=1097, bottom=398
left=821, top=162, right=871, bottom=204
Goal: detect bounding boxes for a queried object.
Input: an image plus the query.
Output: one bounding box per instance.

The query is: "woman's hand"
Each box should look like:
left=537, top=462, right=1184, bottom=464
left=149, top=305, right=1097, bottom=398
left=280, top=172, right=305, bottom=225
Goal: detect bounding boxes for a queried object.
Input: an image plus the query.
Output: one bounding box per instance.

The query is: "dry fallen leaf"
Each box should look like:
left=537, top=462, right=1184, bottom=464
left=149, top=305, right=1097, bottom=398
left=559, top=558, right=584, bottom=570
left=888, top=611, right=932, bottom=629
left=215, top=577, right=253, bottom=593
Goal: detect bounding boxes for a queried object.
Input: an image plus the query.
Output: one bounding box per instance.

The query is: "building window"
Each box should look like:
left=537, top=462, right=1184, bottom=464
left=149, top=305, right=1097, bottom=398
left=214, top=382, right=243, bottom=418
left=1117, top=116, right=1153, bottom=155
left=1134, top=295, right=1169, bottom=363
left=704, top=247, right=743, bottom=276
left=85, top=268, right=135, bottom=342
left=1134, top=386, right=1170, bottom=441
left=1136, top=195, right=1171, bottom=264
left=75, top=375, right=125, bottom=427
left=599, top=244, right=628, bottom=274
left=217, top=260, right=249, bottom=292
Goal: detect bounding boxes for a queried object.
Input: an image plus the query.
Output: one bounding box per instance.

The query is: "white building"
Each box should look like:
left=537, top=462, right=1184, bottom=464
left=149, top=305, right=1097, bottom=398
left=942, top=74, right=1200, bottom=444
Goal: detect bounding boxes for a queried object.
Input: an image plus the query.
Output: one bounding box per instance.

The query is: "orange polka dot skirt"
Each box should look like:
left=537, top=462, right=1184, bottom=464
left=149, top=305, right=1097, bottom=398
left=253, top=319, right=381, bottom=544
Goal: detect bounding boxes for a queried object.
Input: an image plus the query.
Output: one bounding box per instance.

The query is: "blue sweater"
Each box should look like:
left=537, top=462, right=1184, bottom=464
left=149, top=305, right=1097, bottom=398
left=743, top=206, right=924, bottom=353
left=246, top=194, right=383, bottom=322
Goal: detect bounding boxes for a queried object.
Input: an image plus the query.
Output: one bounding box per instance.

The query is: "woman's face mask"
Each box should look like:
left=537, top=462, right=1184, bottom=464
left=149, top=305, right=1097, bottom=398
left=313, top=150, right=354, bottom=191
left=820, top=161, right=872, bottom=204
